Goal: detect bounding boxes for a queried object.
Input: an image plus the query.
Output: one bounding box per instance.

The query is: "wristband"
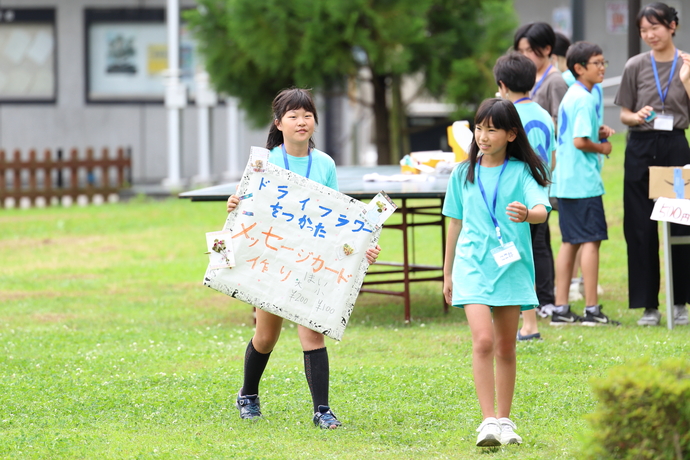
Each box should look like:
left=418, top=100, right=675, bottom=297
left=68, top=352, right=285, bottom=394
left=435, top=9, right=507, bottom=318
left=522, top=208, right=529, bottom=222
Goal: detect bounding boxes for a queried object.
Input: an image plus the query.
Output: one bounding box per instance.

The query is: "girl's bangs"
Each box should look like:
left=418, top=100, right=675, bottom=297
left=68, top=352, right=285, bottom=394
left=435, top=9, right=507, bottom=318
left=282, top=90, right=317, bottom=116
left=474, top=99, right=514, bottom=131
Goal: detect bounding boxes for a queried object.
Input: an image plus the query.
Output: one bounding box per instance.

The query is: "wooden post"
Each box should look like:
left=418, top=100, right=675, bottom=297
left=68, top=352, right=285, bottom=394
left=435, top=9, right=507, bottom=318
left=70, top=148, right=79, bottom=195
left=43, top=149, right=53, bottom=206
left=28, top=149, right=37, bottom=206
left=0, top=150, right=5, bottom=208
left=13, top=150, right=21, bottom=208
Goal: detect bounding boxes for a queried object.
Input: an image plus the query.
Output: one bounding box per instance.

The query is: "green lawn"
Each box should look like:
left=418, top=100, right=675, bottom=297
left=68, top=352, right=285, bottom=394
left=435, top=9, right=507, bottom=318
left=0, top=132, right=687, bottom=459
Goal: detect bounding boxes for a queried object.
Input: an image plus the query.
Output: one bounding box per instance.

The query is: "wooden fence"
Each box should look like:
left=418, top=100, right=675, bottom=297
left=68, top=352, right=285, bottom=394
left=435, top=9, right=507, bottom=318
left=0, top=147, right=131, bottom=208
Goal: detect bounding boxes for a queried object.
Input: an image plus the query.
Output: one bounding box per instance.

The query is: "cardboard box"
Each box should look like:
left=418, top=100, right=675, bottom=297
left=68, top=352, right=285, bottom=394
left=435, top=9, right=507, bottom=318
left=649, top=166, right=690, bottom=199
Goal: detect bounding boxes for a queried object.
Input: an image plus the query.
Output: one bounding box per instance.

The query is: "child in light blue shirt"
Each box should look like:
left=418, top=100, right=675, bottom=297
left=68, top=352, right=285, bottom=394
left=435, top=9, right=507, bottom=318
left=551, top=42, right=619, bottom=326
left=494, top=52, right=557, bottom=341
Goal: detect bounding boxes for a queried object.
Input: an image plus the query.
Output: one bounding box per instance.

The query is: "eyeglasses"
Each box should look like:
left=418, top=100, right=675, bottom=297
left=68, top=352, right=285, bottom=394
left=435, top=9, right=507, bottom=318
left=583, top=60, right=609, bottom=68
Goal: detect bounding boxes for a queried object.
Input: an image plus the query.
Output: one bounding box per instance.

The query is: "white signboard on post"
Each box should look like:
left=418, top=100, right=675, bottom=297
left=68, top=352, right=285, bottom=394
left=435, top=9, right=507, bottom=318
left=203, top=147, right=395, bottom=340
left=651, top=197, right=690, bottom=226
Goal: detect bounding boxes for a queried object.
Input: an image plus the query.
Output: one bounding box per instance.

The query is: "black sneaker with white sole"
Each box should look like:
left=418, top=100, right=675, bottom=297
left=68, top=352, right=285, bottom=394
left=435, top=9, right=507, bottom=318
left=550, top=306, right=583, bottom=325
left=582, top=305, right=620, bottom=326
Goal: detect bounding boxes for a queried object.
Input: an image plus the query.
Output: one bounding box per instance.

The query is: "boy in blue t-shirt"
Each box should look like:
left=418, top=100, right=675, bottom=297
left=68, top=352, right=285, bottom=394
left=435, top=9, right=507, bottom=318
left=551, top=41, right=619, bottom=326
left=494, top=52, right=556, bottom=341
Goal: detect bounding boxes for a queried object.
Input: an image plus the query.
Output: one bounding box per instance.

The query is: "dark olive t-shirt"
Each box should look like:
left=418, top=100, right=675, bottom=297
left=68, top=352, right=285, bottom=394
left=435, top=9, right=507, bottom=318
left=615, top=50, right=690, bottom=131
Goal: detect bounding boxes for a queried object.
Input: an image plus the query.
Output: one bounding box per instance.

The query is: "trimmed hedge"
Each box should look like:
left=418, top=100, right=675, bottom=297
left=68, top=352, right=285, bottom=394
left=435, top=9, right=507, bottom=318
left=582, top=358, right=690, bottom=460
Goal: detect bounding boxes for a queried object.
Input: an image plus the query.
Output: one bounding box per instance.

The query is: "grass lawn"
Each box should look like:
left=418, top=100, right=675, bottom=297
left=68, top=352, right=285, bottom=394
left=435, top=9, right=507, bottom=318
left=0, top=132, right=688, bottom=459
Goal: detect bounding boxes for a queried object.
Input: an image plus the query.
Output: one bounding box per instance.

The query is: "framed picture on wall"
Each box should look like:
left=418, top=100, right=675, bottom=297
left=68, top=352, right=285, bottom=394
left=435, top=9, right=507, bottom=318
left=86, top=9, right=166, bottom=103
left=0, top=8, right=57, bottom=103
left=85, top=8, right=203, bottom=103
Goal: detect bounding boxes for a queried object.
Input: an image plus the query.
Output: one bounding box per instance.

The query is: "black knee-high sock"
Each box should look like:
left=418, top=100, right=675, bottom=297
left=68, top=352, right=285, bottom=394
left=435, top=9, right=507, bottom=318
left=304, top=347, right=329, bottom=413
left=241, top=339, right=271, bottom=396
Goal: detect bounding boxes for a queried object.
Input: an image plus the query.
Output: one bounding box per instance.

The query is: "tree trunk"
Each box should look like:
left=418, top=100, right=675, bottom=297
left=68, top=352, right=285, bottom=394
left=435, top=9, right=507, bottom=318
left=371, top=73, right=390, bottom=165
left=389, top=73, right=402, bottom=164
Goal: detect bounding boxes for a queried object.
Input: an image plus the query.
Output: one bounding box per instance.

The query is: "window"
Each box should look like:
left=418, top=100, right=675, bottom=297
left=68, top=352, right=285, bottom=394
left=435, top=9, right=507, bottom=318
left=0, top=8, right=57, bottom=103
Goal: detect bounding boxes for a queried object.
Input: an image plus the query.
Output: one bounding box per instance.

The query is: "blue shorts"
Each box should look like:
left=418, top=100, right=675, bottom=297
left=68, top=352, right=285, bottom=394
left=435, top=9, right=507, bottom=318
left=557, top=196, right=608, bottom=244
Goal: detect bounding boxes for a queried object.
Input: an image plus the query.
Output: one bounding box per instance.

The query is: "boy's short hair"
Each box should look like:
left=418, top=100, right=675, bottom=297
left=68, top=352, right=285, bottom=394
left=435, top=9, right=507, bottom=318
left=553, top=32, right=571, bottom=58
left=494, top=52, right=537, bottom=93
left=566, top=41, right=603, bottom=76
left=513, top=22, right=556, bottom=57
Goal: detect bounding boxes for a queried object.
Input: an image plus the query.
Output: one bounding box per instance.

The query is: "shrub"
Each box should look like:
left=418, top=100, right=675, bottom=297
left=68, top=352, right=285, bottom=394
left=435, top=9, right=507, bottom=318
left=581, top=358, right=690, bottom=460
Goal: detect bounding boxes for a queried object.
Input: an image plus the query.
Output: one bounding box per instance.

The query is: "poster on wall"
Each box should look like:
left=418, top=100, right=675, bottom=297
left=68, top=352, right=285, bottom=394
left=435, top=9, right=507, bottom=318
left=606, top=1, right=628, bottom=34
left=552, top=6, right=572, bottom=39
left=0, top=9, right=56, bottom=102
left=86, top=8, right=202, bottom=103
left=203, top=147, right=396, bottom=341
left=88, top=22, right=168, bottom=101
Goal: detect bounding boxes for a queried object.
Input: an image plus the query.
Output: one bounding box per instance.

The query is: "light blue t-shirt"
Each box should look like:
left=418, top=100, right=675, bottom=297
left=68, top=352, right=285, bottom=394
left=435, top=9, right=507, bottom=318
left=442, top=158, right=551, bottom=309
left=563, top=69, right=604, bottom=125
left=514, top=101, right=556, bottom=170
left=553, top=83, right=604, bottom=199
left=269, top=146, right=338, bottom=190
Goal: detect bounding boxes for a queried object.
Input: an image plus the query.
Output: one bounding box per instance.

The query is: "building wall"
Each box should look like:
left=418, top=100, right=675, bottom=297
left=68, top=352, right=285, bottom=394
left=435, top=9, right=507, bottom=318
left=5, top=0, right=689, bottom=184
left=0, top=0, right=278, bottom=185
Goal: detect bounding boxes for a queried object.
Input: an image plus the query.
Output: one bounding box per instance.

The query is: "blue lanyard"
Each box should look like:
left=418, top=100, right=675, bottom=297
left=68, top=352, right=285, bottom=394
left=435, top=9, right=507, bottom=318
left=575, top=81, right=591, bottom=92
left=532, top=65, right=553, bottom=96
left=281, top=144, right=312, bottom=179
left=650, top=50, right=679, bottom=112
left=476, top=157, right=509, bottom=245
left=513, top=97, right=531, bottom=104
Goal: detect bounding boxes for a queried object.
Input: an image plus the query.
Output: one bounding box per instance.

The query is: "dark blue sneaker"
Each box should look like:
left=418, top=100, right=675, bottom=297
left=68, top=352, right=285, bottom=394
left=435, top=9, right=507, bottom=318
left=236, top=391, right=262, bottom=419
left=313, top=405, right=341, bottom=429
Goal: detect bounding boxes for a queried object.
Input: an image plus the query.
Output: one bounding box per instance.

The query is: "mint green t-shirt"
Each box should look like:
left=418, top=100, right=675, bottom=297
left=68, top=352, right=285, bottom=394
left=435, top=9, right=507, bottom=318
left=442, top=158, right=551, bottom=309
left=515, top=101, right=556, bottom=170
left=269, top=146, right=338, bottom=190
left=553, top=83, right=604, bottom=199
left=563, top=69, right=604, bottom=125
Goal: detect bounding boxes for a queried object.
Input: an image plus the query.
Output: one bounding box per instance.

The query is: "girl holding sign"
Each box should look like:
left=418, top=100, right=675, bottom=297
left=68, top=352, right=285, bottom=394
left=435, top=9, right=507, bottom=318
left=442, top=98, right=550, bottom=446
left=615, top=2, right=690, bottom=327
left=226, top=88, right=380, bottom=429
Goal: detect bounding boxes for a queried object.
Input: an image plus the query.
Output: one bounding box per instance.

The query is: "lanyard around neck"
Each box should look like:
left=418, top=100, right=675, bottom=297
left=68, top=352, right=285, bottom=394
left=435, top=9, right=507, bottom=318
left=477, top=156, right=510, bottom=244
left=281, top=144, right=312, bottom=179
left=513, top=97, right=531, bottom=104
left=650, top=50, right=679, bottom=112
left=575, top=81, right=591, bottom=92
left=532, top=65, right=553, bottom=96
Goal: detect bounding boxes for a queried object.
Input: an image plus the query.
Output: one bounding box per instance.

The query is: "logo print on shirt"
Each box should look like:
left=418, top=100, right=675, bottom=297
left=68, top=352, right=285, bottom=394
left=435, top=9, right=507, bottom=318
left=558, top=109, right=568, bottom=146
left=523, top=120, right=551, bottom=163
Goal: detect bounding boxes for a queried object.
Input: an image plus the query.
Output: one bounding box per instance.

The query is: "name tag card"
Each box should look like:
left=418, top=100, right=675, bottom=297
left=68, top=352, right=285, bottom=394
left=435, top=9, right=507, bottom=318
left=654, top=114, right=674, bottom=131
left=490, top=241, right=521, bottom=267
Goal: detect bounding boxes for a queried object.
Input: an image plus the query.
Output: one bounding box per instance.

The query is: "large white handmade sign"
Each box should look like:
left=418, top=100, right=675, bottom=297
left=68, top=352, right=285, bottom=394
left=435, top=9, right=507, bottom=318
left=651, top=197, right=690, bottom=226
left=203, top=147, right=395, bottom=340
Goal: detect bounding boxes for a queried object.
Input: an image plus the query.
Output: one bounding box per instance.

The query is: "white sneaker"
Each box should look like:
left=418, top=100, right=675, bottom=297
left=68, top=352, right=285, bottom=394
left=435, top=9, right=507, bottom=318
left=498, top=417, right=522, bottom=445
left=637, top=309, right=661, bottom=326
left=569, top=280, right=583, bottom=302
left=476, top=417, right=502, bottom=447
left=674, top=304, right=689, bottom=325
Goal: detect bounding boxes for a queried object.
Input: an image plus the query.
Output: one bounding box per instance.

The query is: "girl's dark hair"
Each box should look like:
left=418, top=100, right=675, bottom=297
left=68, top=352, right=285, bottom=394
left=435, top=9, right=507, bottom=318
left=566, top=41, right=603, bottom=76
left=513, top=22, right=556, bottom=58
left=494, top=52, right=537, bottom=93
left=266, top=87, right=319, bottom=150
left=553, top=32, right=571, bottom=58
left=637, top=2, right=679, bottom=36
left=465, top=98, right=550, bottom=187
